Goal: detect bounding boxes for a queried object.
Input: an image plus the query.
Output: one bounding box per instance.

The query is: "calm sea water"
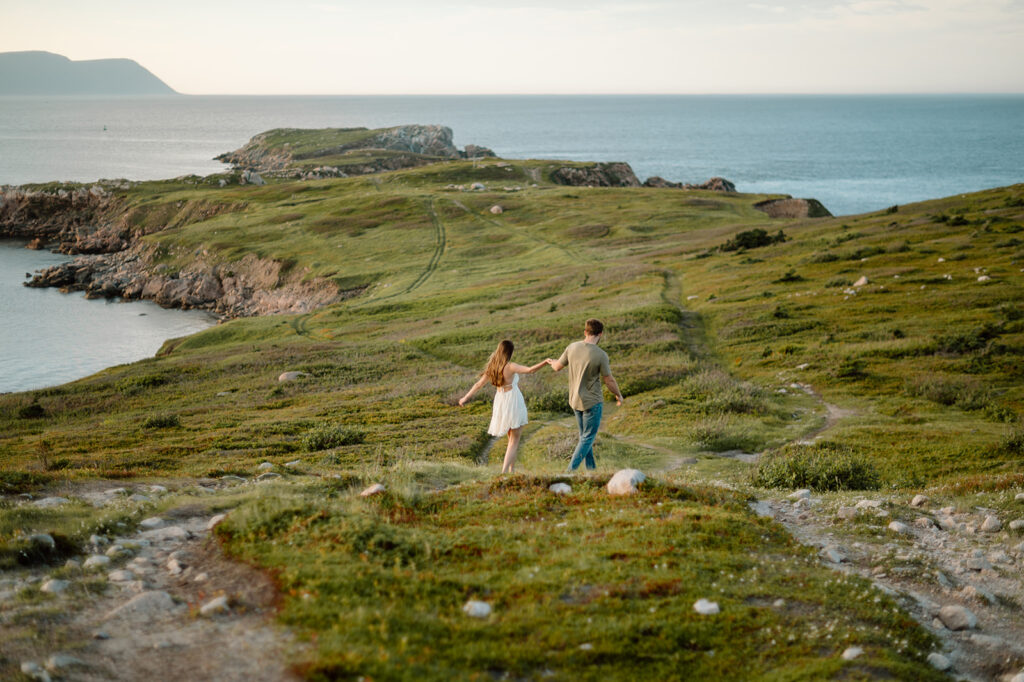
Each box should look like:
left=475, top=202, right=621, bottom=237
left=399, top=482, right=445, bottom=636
left=0, top=242, right=214, bottom=393
left=1, top=94, right=1022, bottom=392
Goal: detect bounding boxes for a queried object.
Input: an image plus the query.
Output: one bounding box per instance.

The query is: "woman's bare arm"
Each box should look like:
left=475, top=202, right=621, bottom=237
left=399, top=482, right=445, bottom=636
left=507, top=360, right=551, bottom=375
left=459, top=375, right=489, bottom=406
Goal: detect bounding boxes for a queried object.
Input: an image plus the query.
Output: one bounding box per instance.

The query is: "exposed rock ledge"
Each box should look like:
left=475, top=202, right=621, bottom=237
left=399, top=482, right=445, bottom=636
left=549, top=164, right=739, bottom=194
left=754, top=197, right=833, bottom=219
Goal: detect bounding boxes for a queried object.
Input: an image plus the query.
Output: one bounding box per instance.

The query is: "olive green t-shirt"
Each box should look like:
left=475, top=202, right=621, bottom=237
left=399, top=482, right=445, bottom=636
left=558, top=341, right=611, bottom=411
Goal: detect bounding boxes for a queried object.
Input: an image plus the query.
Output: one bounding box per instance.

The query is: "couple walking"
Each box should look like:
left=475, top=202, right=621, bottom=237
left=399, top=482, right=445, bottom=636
left=459, top=318, right=625, bottom=474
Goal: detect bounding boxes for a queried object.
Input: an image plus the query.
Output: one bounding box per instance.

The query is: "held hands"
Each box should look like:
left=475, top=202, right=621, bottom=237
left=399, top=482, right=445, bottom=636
left=615, top=394, right=625, bottom=406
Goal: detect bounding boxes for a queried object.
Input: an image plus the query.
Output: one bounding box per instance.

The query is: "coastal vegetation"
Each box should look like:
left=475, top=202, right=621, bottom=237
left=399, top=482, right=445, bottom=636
left=1, top=128, right=1022, bottom=679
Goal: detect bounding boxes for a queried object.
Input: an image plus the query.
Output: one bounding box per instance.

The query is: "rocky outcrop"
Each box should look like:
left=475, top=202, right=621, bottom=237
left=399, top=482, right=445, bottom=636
left=754, top=197, right=833, bottom=219
left=550, top=163, right=641, bottom=188
left=643, top=176, right=737, bottom=192
left=26, top=246, right=359, bottom=318
left=0, top=185, right=126, bottom=253
left=216, top=125, right=495, bottom=175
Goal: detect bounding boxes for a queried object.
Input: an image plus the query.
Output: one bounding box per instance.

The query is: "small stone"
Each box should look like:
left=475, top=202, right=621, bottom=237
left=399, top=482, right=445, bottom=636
left=106, top=545, right=132, bottom=558
left=463, top=600, right=492, bottom=618
left=277, top=371, right=306, bottom=382
left=220, top=475, right=247, bottom=485
left=988, top=550, right=1011, bottom=564
left=936, top=572, right=952, bottom=588
left=965, top=556, right=992, bottom=571
left=926, top=653, right=951, bottom=671
left=888, top=521, right=910, bottom=534
left=166, top=558, right=185, bottom=575
left=206, top=514, right=227, bottom=530
left=772, top=599, right=785, bottom=608
left=360, top=483, right=386, bottom=497
left=257, top=462, right=274, bottom=471
left=549, top=483, right=571, bottom=495
left=914, top=517, right=936, bottom=529
left=1008, top=672, right=1024, bottom=682
left=285, top=459, right=301, bottom=467
left=28, top=533, right=55, bottom=550
left=64, top=559, right=80, bottom=569
left=836, top=506, right=857, bottom=520
left=20, top=662, right=50, bottom=682
left=853, top=276, right=869, bottom=287
left=104, top=590, right=177, bottom=621
left=32, top=496, right=69, bottom=508
left=980, top=515, right=1001, bottom=532
left=1008, top=519, right=1024, bottom=531
left=855, top=500, right=882, bottom=509
left=93, top=630, right=110, bottom=640
left=108, top=570, right=134, bottom=582
left=841, top=646, right=864, bottom=660
left=193, top=572, right=209, bottom=583
left=693, top=599, right=719, bottom=615
left=910, top=494, right=928, bottom=507
left=788, top=489, right=811, bottom=501
left=149, top=485, right=168, bottom=493
left=90, top=534, right=109, bottom=546
left=83, top=555, right=111, bottom=569
left=139, top=517, right=164, bottom=529
left=938, top=604, right=977, bottom=630
left=41, top=579, right=71, bottom=594
left=128, top=494, right=150, bottom=503
left=578, top=643, right=593, bottom=651
left=489, top=205, right=504, bottom=214
left=199, top=595, right=230, bottom=616
left=45, top=654, right=86, bottom=673
left=977, top=275, right=991, bottom=282
left=607, top=469, right=645, bottom=496
left=1016, top=493, right=1024, bottom=502
left=255, top=472, right=281, bottom=482
left=139, top=525, right=190, bottom=542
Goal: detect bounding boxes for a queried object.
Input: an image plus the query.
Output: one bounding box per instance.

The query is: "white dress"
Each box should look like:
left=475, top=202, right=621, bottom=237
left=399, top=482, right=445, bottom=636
left=488, top=373, right=529, bottom=436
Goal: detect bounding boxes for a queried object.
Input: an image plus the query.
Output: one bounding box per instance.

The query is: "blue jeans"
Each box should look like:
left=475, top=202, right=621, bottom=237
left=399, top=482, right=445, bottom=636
left=568, top=402, right=603, bottom=471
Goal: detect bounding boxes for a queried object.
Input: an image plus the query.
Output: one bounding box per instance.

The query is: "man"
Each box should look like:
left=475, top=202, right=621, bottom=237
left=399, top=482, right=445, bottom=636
left=549, top=318, right=624, bottom=472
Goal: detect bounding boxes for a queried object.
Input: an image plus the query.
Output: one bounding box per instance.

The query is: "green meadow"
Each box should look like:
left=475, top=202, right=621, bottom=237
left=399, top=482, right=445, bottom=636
left=1, top=140, right=1022, bottom=679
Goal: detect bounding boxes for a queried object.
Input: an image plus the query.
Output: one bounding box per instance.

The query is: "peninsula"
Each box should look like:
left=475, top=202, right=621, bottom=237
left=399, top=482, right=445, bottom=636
left=0, top=126, right=1021, bottom=681
left=0, top=51, right=176, bottom=95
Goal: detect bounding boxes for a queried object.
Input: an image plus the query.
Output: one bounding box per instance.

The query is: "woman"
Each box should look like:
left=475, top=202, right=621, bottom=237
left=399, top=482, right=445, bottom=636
left=459, top=340, right=549, bottom=474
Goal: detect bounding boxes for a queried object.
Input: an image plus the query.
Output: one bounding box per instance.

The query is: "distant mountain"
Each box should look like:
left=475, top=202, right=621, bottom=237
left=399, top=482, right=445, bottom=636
left=0, top=51, right=176, bottom=95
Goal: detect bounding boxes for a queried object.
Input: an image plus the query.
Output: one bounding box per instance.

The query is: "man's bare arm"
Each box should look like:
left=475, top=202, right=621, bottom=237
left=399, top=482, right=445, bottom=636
left=602, top=374, right=624, bottom=405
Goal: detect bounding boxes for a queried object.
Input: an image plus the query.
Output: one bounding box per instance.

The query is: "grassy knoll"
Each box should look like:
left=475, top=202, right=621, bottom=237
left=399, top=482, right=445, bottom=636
left=2, top=141, right=1022, bottom=678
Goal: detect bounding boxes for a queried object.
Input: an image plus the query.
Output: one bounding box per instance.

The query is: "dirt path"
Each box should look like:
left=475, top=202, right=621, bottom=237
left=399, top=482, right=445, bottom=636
left=2, top=483, right=305, bottom=682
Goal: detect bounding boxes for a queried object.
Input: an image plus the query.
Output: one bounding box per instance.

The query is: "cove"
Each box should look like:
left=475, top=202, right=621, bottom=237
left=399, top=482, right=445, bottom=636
left=0, top=240, right=215, bottom=394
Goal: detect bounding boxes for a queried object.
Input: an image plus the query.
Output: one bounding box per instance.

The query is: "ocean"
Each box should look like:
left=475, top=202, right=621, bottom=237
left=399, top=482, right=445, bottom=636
left=1, top=94, right=1022, bottom=392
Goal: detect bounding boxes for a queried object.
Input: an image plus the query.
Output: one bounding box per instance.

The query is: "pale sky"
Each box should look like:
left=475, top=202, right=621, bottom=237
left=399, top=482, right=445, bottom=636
left=2, top=0, right=1022, bottom=94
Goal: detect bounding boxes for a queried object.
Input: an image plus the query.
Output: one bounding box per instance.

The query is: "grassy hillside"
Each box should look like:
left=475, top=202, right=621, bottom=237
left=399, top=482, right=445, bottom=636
left=1, top=144, right=1022, bottom=678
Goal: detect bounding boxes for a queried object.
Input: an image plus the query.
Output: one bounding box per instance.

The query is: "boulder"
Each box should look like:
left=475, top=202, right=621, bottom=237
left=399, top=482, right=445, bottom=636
left=108, top=570, right=134, bottom=582
left=853, top=276, right=869, bottom=287
left=83, top=555, right=111, bottom=569
left=938, top=604, right=977, bottom=631
left=787, top=489, right=811, bottom=501
left=104, top=590, right=178, bottom=622
left=926, top=653, right=950, bottom=671
left=257, top=461, right=275, bottom=471
left=910, top=494, right=928, bottom=507
left=549, top=483, right=571, bottom=495
left=550, top=163, right=640, bottom=188
left=489, top=205, right=503, bottom=214
left=28, top=533, right=55, bottom=550
left=41, top=579, right=71, bottom=594
left=888, top=521, right=910, bottom=534
left=821, top=546, right=845, bottom=563
left=980, top=515, right=1001, bottom=532
left=840, top=646, right=863, bottom=661
left=277, top=371, right=307, bottom=382
left=836, top=506, right=858, bottom=520
left=31, top=497, right=69, bottom=508
left=693, top=599, right=719, bottom=615
left=463, top=600, right=492, bottom=618
left=360, top=483, right=386, bottom=497
left=607, top=469, right=645, bottom=496
left=139, top=517, right=164, bottom=529
left=914, top=517, right=936, bottom=529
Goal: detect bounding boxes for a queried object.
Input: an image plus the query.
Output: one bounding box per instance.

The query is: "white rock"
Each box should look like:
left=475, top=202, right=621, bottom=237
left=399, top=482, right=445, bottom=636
left=166, top=558, right=185, bottom=575
left=914, top=517, right=936, bottom=529
left=108, top=570, right=135, bottom=582
left=463, top=600, right=492, bottom=618
left=206, top=514, right=227, bottom=530
left=45, top=654, right=86, bottom=672
left=20, top=662, right=50, bottom=682
left=470, top=182, right=486, bottom=191
left=549, top=483, right=572, bottom=495
left=836, top=506, right=858, bottom=520
left=938, top=604, right=977, bottom=631
left=821, top=546, right=845, bottom=563
left=277, top=371, right=307, bottom=382
left=980, top=515, right=1001, bottom=532
left=139, top=517, right=164, bottom=529
left=255, top=472, right=281, bottom=482
left=853, top=276, right=869, bottom=287
left=489, top=205, right=504, bottom=214
left=360, top=483, right=386, bottom=497
left=41, top=579, right=71, bottom=594
left=888, top=521, right=910, bottom=534
left=285, top=459, right=301, bottom=467
left=106, top=545, right=131, bottom=558
left=910, top=494, right=928, bottom=507
left=1016, top=493, right=1024, bottom=502
left=32, top=497, right=69, bottom=508
left=149, top=485, right=168, bottom=493
left=977, top=275, right=991, bottom=282
left=199, top=595, right=230, bottom=616
left=937, top=516, right=957, bottom=531
left=607, top=469, right=646, bottom=496
left=257, top=461, right=274, bottom=471
left=89, top=534, right=109, bottom=546
left=926, top=653, right=951, bottom=671
left=104, top=590, right=177, bottom=621
left=193, top=572, right=209, bottom=583
left=83, top=555, right=111, bottom=569
left=788, top=489, right=811, bottom=501
left=693, top=598, right=719, bottom=615
left=855, top=500, right=882, bottom=509
left=772, top=599, right=785, bottom=608
left=1009, top=520, right=1024, bottom=531
left=841, top=646, right=864, bottom=660
left=1008, top=672, right=1024, bottom=682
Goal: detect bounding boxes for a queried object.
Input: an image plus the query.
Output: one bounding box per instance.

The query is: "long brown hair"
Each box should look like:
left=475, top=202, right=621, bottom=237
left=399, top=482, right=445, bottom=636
left=484, top=340, right=514, bottom=387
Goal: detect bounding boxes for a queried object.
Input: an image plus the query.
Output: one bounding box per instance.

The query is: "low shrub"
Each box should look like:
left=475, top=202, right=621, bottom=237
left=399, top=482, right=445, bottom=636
left=753, top=443, right=881, bottom=491
left=905, top=374, right=992, bottom=411
left=934, top=323, right=1002, bottom=355
left=998, top=420, right=1024, bottom=454
left=303, top=424, right=366, bottom=451
left=690, top=417, right=760, bottom=452
left=527, top=389, right=574, bottom=415
left=18, top=401, right=45, bottom=419
left=720, top=228, right=787, bottom=252
left=142, top=414, right=181, bottom=429
left=831, top=356, right=867, bottom=380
